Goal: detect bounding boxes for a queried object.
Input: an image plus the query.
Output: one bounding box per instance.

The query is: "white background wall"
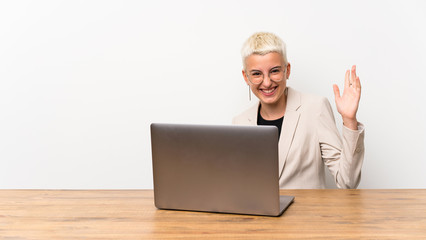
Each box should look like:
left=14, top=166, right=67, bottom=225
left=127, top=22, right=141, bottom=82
left=1, top=0, right=425, bottom=189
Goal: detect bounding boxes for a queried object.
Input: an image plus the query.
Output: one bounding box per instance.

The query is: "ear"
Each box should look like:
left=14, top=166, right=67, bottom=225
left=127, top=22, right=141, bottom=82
left=286, top=62, right=291, bottom=80
left=242, top=69, right=250, bottom=85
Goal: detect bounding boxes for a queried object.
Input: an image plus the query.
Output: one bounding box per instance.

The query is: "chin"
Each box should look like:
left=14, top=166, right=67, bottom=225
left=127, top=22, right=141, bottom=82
left=260, top=98, right=279, bottom=105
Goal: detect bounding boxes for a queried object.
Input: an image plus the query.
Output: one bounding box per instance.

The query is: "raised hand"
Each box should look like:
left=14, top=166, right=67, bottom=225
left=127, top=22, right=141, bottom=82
left=333, top=65, right=361, bottom=130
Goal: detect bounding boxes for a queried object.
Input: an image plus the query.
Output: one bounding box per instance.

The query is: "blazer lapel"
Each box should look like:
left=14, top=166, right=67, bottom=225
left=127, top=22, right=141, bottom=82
left=241, top=89, right=301, bottom=178
left=245, top=102, right=260, bottom=126
left=278, top=88, right=301, bottom=178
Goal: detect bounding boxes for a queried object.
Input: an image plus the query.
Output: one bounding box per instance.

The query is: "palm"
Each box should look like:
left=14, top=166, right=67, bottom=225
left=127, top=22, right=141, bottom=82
left=333, top=65, right=361, bottom=121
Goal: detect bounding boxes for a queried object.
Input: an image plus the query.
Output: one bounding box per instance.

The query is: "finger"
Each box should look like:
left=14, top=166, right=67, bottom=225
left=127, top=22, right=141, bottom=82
left=352, top=68, right=358, bottom=89
left=333, top=84, right=340, bottom=101
left=345, top=70, right=350, bottom=89
left=351, top=65, right=356, bottom=87
left=352, top=65, right=357, bottom=77
left=356, top=76, right=361, bottom=92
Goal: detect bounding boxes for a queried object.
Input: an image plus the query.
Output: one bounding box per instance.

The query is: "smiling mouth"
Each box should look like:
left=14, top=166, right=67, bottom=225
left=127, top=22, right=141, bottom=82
left=260, top=86, right=277, bottom=94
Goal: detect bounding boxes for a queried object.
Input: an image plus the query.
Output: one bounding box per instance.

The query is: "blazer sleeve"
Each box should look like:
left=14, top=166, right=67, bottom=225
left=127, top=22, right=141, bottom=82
left=316, top=97, right=365, bottom=189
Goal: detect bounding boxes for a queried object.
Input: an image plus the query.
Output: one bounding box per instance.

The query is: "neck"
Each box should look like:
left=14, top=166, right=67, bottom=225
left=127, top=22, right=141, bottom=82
left=260, top=92, right=287, bottom=120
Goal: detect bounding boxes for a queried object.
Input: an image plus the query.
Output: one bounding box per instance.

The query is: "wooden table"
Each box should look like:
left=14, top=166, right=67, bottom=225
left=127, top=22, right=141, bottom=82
left=0, top=189, right=425, bottom=239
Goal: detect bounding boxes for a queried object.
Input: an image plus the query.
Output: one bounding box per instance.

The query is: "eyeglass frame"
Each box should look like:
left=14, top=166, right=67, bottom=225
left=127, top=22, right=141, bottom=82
left=245, top=64, right=288, bottom=85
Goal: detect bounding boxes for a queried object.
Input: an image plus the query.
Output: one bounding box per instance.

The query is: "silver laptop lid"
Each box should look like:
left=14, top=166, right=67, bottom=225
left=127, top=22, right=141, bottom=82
left=150, top=123, right=283, bottom=216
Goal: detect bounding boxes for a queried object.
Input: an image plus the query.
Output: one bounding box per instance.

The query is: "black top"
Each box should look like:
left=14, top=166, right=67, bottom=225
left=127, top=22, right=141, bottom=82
left=257, top=107, right=284, bottom=139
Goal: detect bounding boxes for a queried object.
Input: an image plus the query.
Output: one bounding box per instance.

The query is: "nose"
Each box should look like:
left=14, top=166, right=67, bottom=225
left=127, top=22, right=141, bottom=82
left=262, top=74, right=273, bottom=87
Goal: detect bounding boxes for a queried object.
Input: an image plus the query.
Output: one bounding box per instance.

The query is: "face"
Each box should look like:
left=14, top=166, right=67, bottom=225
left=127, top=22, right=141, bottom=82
left=242, top=52, right=291, bottom=106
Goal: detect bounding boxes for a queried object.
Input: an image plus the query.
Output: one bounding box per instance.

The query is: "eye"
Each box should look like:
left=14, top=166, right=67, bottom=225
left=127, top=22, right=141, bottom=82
left=251, top=72, right=261, bottom=76
left=271, top=69, right=281, bottom=74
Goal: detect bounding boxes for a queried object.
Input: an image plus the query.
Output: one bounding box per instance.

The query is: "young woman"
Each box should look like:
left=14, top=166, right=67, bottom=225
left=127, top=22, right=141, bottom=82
left=233, top=32, right=364, bottom=189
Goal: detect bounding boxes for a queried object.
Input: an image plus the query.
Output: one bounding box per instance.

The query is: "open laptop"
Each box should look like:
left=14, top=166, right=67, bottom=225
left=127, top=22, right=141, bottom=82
left=150, top=123, right=294, bottom=217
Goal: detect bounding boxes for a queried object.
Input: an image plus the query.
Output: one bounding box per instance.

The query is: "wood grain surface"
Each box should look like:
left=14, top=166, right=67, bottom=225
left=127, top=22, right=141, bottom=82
left=0, top=189, right=425, bottom=239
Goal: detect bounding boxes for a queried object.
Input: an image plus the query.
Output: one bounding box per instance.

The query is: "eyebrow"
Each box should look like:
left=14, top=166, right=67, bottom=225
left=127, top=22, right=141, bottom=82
left=271, top=66, right=283, bottom=70
left=249, top=66, right=282, bottom=73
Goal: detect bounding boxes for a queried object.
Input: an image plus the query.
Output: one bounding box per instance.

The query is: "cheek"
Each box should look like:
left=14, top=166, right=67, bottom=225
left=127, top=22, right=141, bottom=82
left=250, top=85, right=259, bottom=92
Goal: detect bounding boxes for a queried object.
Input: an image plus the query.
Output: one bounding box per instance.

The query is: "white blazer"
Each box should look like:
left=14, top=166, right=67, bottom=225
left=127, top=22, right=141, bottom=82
left=232, top=87, right=365, bottom=189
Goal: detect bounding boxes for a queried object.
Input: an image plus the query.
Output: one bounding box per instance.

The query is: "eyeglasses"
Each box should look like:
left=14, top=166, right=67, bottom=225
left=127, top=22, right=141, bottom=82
left=247, top=65, right=286, bottom=85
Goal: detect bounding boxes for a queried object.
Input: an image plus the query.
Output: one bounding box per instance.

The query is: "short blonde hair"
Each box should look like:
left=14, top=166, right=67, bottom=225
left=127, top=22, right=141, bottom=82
left=241, top=32, right=287, bottom=69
